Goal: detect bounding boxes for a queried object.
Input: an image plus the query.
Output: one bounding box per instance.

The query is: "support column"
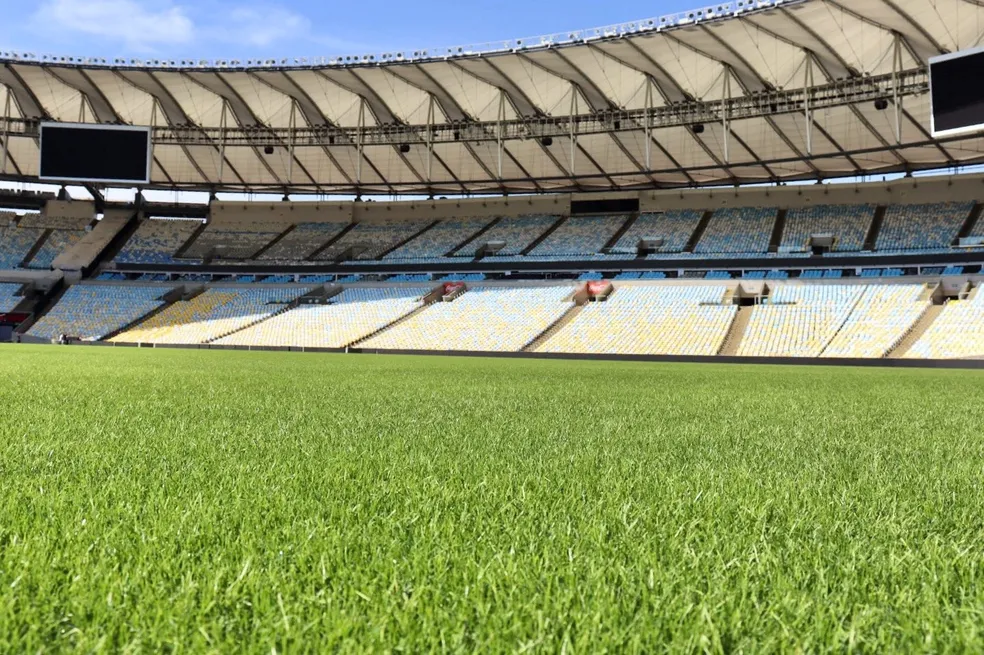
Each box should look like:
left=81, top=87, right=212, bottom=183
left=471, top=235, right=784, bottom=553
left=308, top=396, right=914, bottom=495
left=892, top=34, right=903, bottom=144
left=497, top=90, right=505, bottom=180
left=644, top=79, right=653, bottom=170
left=804, top=55, right=814, bottom=157
left=1, top=92, right=10, bottom=175
left=568, top=85, right=577, bottom=176
left=218, top=99, right=228, bottom=184
left=356, top=97, right=365, bottom=187
left=722, top=70, right=731, bottom=164
left=426, top=95, right=435, bottom=183
left=287, top=100, right=297, bottom=184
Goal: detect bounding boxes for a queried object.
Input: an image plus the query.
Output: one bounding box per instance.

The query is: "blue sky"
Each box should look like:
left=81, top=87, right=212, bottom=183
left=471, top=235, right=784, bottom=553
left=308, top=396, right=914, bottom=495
left=0, top=0, right=699, bottom=61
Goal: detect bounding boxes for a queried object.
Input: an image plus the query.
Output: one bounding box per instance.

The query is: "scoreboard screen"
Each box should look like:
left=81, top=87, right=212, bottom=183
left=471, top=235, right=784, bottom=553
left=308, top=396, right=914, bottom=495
left=930, top=47, right=984, bottom=138
left=39, top=123, right=151, bottom=184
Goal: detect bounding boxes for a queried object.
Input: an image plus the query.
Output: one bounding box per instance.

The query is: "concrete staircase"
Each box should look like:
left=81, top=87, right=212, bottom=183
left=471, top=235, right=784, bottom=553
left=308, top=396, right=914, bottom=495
left=887, top=304, right=945, bottom=358
left=205, top=303, right=296, bottom=344
left=520, top=215, right=569, bottom=256
left=768, top=209, right=787, bottom=253
left=249, top=224, right=296, bottom=260
left=524, top=303, right=585, bottom=352
left=718, top=305, right=753, bottom=356
left=862, top=206, right=886, bottom=251
left=347, top=300, right=437, bottom=348
left=683, top=210, right=714, bottom=253
left=446, top=217, right=502, bottom=256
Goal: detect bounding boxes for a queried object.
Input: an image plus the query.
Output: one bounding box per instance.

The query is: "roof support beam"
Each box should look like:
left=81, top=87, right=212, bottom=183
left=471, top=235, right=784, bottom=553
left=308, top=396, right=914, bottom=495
left=250, top=71, right=355, bottom=187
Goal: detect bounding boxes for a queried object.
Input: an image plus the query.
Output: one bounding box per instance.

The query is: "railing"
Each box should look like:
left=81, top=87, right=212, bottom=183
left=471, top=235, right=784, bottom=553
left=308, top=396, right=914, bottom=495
left=0, top=0, right=805, bottom=71
left=0, top=68, right=927, bottom=147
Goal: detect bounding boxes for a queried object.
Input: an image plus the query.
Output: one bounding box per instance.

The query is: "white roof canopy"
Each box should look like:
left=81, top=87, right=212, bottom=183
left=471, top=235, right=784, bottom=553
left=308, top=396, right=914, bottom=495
left=1, top=0, right=983, bottom=194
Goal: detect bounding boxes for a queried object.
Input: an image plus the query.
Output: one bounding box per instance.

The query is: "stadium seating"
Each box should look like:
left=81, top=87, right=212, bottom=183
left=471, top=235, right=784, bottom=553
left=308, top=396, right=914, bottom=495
left=258, top=222, right=349, bottom=261
left=904, top=289, right=984, bottom=359
left=528, top=215, right=626, bottom=257
left=539, top=285, right=735, bottom=356
left=27, top=229, right=86, bottom=269
left=361, top=286, right=574, bottom=352
left=116, top=219, right=203, bottom=264
left=0, top=224, right=46, bottom=269
left=215, top=287, right=432, bottom=349
left=183, top=226, right=282, bottom=260
left=876, top=202, right=973, bottom=251
left=314, top=219, right=433, bottom=261
left=0, top=282, right=22, bottom=312
left=111, top=287, right=303, bottom=344
left=781, top=205, right=874, bottom=252
left=454, top=215, right=558, bottom=257
left=694, top=207, right=776, bottom=254
left=738, top=285, right=864, bottom=357
left=822, top=285, right=928, bottom=358
left=28, top=285, right=172, bottom=341
left=611, top=211, right=704, bottom=254
left=385, top=218, right=491, bottom=259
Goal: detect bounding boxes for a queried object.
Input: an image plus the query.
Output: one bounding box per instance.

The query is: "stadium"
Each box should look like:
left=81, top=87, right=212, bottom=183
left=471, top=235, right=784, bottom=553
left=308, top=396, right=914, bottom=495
left=2, top=0, right=984, bottom=649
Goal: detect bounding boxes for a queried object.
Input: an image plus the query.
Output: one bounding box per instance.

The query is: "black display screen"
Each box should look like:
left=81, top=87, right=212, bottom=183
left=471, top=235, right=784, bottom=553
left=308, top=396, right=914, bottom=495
left=931, top=49, right=984, bottom=136
left=40, top=124, right=151, bottom=184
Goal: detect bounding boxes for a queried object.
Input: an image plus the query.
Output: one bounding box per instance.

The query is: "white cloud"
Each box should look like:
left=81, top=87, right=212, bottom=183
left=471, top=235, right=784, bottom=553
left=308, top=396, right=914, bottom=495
left=24, top=0, right=368, bottom=56
left=36, top=0, right=195, bottom=50
left=212, top=5, right=312, bottom=48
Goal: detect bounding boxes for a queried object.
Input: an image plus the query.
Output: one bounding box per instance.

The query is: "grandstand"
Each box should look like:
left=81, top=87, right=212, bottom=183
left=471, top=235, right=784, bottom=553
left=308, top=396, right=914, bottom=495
left=538, top=285, right=736, bottom=356
left=116, top=219, right=203, bottom=264
left=110, top=288, right=303, bottom=344
left=214, top=287, right=432, bottom=349
left=360, top=286, right=574, bottom=352
left=0, top=0, right=981, bottom=365
left=904, top=289, right=984, bottom=359
left=28, top=285, right=172, bottom=341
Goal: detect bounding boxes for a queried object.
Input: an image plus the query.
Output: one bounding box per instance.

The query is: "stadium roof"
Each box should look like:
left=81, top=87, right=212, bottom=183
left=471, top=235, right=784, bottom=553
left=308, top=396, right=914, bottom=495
left=2, top=0, right=984, bottom=195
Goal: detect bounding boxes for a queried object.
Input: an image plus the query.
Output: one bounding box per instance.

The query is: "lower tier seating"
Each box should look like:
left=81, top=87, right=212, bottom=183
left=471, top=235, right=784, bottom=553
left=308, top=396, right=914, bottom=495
left=737, top=285, right=864, bottom=357
left=539, top=285, right=735, bottom=356
left=214, top=287, right=432, bottom=349
left=28, top=285, right=172, bottom=341
left=360, top=286, right=574, bottom=352
left=0, top=282, right=22, bottom=312
left=904, top=291, right=984, bottom=359
left=821, top=285, right=928, bottom=358
left=110, top=287, right=302, bottom=344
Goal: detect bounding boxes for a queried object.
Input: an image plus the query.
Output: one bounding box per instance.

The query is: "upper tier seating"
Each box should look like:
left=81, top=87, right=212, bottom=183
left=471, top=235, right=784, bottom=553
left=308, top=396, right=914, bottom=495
left=904, top=289, right=984, bottom=359
left=314, top=219, right=433, bottom=261
left=183, top=225, right=282, bottom=260
left=528, top=215, right=627, bottom=257
left=116, top=219, right=203, bottom=264
left=694, top=207, right=776, bottom=254
left=0, top=224, right=46, bottom=269
left=876, top=202, right=973, bottom=251
left=822, top=284, right=928, bottom=358
left=539, top=285, right=735, bottom=356
left=781, top=205, right=874, bottom=252
left=257, top=222, right=349, bottom=261
left=611, top=211, right=704, bottom=254
left=454, top=215, right=558, bottom=257
left=110, top=287, right=302, bottom=344
left=215, top=287, right=432, bottom=349
left=361, top=286, right=573, bottom=352
left=28, top=229, right=86, bottom=269
left=18, top=214, right=91, bottom=230
left=385, top=218, right=492, bottom=260
left=0, top=282, right=22, bottom=312
left=738, top=284, right=864, bottom=357
left=28, top=285, right=171, bottom=341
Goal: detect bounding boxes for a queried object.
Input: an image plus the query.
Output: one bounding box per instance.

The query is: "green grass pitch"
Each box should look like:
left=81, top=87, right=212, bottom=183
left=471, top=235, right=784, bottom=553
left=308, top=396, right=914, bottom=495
left=2, top=344, right=984, bottom=652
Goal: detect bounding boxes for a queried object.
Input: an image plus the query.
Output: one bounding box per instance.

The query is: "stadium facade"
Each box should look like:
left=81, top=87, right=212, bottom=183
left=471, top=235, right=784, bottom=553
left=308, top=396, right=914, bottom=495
left=2, top=0, right=984, bottom=361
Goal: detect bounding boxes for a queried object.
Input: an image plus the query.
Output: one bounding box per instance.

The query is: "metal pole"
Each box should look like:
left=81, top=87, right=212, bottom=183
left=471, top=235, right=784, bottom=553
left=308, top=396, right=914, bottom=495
left=497, top=90, right=504, bottom=179
left=218, top=100, right=227, bottom=184
left=287, top=100, right=296, bottom=184
left=1, top=92, right=10, bottom=174
left=645, top=79, right=652, bottom=170
left=569, top=85, right=577, bottom=176
left=426, top=95, right=434, bottom=182
left=805, top=55, right=813, bottom=156
left=893, top=34, right=902, bottom=144
left=723, top=70, right=730, bottom=164
left=356, top=98, right=365, bottom=186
